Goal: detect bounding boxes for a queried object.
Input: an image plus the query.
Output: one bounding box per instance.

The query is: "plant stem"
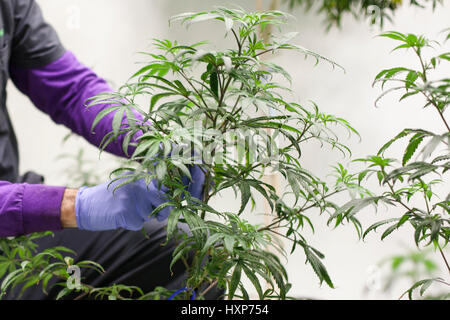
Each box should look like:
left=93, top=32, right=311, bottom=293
left=231, top=29, right=242, bottom=56
left=256, top=186, right=343, bottom=234
left=438, top=245, right=450, bottom=275
left=423, top=189, right=431, bottom=215
left=178, top=70, right=215, bottom=122
left=198, top=279, right=219, bottom=298
left=266, top=229, right=294, bottom=243
left=297, top=189, right=342, bottom=213
left=181, top=256, right=191, bottom=273
left=201, top=171, right=212, bottom=219
left=218, top=76, right=233, bottom=110
left=384, top=177, right=415, bottom=214
left=73, top=287, right=92, bottom=300
left=258, top=218, right=283, bottom=232
left=416, top=49, right=450, bottom=132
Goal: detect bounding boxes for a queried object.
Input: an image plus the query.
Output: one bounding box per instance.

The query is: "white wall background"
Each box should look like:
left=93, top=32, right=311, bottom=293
left=6, top=0, right=450, bottom=299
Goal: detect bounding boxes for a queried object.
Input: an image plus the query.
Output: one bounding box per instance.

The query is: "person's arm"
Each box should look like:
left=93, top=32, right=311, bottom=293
left=2, top=50, right=142, bottom=237
left=1, top=51, right=144, bottom=236
left=9, top=0, right=143, bottom=156
left=9, top=0, right=139, bottom=156
left=1, top=52, right=204, bottom=236
left=0, top=0, right=204, bottom=237
left=0, top=181, right=67, bottom=237
left=60, top=189, right=78, bottom=228
left=0, top=0, right=137, bottom=237
left=9, top=50, right=141, bottom=158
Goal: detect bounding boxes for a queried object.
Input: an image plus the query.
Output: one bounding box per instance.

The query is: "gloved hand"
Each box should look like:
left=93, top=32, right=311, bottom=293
left=75, top=165, right=205, bottom=231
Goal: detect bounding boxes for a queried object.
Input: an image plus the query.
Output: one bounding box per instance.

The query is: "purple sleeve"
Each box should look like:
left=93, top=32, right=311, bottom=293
left=0, top=181, right=65, bottom=237
left=0, top=50, right=142, bottom=237
left=9, top=49, right=142, bottom=157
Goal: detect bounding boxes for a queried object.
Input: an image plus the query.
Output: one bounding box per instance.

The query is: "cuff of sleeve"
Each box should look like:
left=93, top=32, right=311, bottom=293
left=22, top=184, right=66, bottom=234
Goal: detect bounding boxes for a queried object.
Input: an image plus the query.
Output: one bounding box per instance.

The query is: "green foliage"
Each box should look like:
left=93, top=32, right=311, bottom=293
left=56, top=147, right=103, bottom=187
left=399, top=277, right=449, bottom=300
left=87, top=8, right=357, bottom=300
left=376, top=249, right=449, bottom=299
left=285, top=0, right=442, bottom=29
left=56, top=134, right=130, bottom=188
left=333, top=29, right=450, bottom=299
left=0, top=232, right=105, bottom=299
left=0, top=230, right=152, bottom=300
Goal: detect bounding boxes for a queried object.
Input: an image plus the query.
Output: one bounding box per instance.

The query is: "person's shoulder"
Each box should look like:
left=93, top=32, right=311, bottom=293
left=0, top=1, right=14, bottom=41
left=0, top=0, right=14, bottom=15
left=1, top=0, right=36, bottom=15
left=0, top=0, right=27, bottom=21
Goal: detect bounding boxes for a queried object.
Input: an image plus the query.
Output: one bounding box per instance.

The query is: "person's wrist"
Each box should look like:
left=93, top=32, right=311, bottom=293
left=60, top=188, right=78, bottom=228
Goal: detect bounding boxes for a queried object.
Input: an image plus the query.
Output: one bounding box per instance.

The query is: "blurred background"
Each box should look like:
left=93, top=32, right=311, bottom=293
left=6, top=0, right=450, bottom=299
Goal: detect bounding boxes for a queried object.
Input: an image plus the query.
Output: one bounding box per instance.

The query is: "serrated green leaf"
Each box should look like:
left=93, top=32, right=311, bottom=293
left=228, top=263, right=242, bottom=300
left=55, top=287, right=72, bottom=300
left=91, top=107, right=120, bottom=133
left=403, top=134, right=424, bottom=165
left=243, top=265, right=263, bottom=299
left=156, top=161, right=167, bottom=181
left=305, top=248, right=334, bottom=288
left=363, top=218, right=399, bottom=240
left=223, top=235, right=235, bottom=253
left=210, top=72, right=219, bottom=98
left=167, top=208, right=183, bottom=239
left=151, top=93, right=177, bottom=112
left=172, top=161, right=192, bottom=180
left=238, top=183, right=251, bottom=215
left=112, top=108, right=125, bottom=138
left=381, top=224, right=399, bottom=240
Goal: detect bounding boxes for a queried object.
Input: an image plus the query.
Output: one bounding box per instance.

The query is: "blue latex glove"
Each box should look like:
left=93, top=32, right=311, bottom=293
left=75, top=165, right=205, bottom=231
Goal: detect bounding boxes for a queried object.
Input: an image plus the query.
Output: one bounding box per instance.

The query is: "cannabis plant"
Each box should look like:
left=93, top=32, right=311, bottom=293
left=332, top=30, right=450, bottom=299
left=0, top=232, right=107, bottom=299
left=56, top=134, right=126, bottom=188
left=87, top=8, right=359, bottom=300
left=374, top=248, right=449, bottom=299
left=56, top=148, right=103, bottom=187
left=285, top=0, right=442, bottom=29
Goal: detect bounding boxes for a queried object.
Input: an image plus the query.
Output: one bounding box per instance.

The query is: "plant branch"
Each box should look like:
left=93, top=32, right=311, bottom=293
left=198, top=279, right=219, bottom=298
left=438, top=245, right=450, bottom=275
left=231, top=29, right=242, bottom=56
left=415, top=49, right=450, bottom=133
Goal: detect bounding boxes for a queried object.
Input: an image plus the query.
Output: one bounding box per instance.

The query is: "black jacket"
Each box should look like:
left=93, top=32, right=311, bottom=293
left=0, top=0, right=64, bottom=183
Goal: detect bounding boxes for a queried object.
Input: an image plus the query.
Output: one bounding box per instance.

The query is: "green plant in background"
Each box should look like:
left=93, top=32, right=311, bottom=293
left=56, top=148, right=103, bottom=188
left=0, top=228, right=157, bottom=300
left=0, top=232, right=106, bottom=299
left=56, top=134, right=128, bottom=188
left=285, top=0, right=441, bottom=29
left=87, top=8, right=360, bottom=300
left=376, top=248, right=450, bottom=299
left=331, top=29, right=450, bottom=299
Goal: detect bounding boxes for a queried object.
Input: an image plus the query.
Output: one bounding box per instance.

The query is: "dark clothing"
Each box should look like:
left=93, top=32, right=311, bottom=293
left=0, top=0, right=65, bottom=183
